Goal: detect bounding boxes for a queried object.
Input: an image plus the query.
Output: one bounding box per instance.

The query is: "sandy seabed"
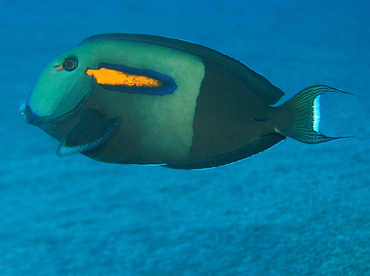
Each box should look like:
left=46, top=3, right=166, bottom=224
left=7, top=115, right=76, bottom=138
left=1, top=0, right=370, bottom=275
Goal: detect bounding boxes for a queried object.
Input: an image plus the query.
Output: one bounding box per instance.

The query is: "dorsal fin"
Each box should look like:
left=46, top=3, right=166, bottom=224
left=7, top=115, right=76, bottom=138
left=82, top=33, right=285, bottom=105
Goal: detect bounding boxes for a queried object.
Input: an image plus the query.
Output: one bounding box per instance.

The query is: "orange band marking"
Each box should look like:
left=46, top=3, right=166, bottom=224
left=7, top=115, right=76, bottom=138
left=85, top=68, right=162, bottom=87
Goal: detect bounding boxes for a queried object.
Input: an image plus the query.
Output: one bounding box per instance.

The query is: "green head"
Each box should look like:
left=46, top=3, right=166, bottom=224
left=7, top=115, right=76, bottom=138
left=19, top=40, right=101, bottom=125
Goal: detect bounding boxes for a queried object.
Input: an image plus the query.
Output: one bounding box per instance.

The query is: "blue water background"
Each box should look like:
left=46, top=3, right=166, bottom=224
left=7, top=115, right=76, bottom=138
left=1, top=0, right=370, bottom=275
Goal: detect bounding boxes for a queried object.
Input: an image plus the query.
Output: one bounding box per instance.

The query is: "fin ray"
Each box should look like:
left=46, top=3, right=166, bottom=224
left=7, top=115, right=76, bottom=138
left=57, top=109, right=122, bottom=157
left=276, top=85, right=353, bottom=144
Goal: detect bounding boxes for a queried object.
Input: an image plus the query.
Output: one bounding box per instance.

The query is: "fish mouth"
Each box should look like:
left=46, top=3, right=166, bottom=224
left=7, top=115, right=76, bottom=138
left=19, top=102, right=47, bottom=126
left=20, top=90, right=93, bottom=126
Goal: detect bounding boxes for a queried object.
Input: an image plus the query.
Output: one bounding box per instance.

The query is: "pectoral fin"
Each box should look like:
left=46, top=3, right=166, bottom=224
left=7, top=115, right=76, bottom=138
left=57, top=109, right=122, bottom=157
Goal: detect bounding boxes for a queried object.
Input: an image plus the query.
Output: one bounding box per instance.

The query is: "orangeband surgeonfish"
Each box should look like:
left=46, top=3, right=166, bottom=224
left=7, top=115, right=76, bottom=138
left=20, top=33, right=351, bottom=169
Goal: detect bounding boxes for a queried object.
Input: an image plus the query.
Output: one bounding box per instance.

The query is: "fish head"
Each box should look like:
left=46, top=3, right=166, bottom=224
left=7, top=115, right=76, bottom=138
left=20, top=42, right=101, bottom=126
left=20, top=35, right=180, bottom=127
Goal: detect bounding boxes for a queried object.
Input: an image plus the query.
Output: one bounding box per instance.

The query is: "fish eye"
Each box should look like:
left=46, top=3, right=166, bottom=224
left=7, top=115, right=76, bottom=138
left=62, top=56, right=78, bottom=71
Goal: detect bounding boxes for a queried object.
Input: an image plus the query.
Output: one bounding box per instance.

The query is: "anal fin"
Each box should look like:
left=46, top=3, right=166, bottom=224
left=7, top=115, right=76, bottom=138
left=57, top=109, right=122, bottom=157
left=164, top=133, right=285, bottom=169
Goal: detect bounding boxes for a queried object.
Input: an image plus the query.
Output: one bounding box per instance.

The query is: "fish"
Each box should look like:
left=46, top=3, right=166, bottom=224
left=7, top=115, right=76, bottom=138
left=20, top=33, right=351, bottom=169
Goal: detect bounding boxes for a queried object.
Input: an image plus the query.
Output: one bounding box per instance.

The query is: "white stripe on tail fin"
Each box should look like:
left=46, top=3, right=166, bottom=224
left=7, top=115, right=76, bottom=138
left=313, top=95, right=321, bottom=132
left=275, top=85, right=353, bottom=144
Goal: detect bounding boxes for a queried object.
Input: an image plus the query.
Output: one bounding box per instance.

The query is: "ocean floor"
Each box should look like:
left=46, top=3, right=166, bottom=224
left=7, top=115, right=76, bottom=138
left=1, top=0, right=370, bottom=275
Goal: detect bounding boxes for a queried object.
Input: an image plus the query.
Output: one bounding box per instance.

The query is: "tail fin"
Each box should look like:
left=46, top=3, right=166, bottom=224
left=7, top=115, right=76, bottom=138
left=275, top=85, right=353, bottom=144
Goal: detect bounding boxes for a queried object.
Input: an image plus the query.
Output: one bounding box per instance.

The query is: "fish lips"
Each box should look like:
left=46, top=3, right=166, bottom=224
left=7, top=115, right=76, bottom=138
left=19, top=102, right=50, bottom=126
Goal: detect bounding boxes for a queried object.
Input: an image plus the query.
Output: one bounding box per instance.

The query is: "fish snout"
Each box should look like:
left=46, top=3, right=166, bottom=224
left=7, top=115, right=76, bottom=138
left=19, top=103, right=42, bottom=126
